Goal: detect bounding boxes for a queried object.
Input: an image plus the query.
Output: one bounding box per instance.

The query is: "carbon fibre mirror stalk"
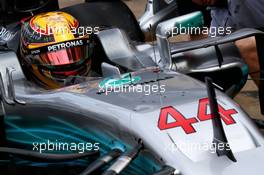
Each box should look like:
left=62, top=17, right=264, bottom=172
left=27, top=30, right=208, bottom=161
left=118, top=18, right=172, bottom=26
left=156, top=11, right=204, bottom=69
left=205, top=77, right=236, bottom=162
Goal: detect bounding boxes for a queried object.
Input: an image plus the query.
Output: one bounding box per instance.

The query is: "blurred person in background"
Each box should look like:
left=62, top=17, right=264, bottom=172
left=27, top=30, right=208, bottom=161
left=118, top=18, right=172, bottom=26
left=192, top=0, right=264, bottom=86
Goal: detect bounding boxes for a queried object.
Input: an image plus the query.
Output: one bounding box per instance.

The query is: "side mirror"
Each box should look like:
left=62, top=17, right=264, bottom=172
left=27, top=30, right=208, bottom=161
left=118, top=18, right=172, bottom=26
left=155, top=11, right=204, bottom=69
left=139, top=0, right=178, bottom=40
left=101, top=63, right=121, bottom=78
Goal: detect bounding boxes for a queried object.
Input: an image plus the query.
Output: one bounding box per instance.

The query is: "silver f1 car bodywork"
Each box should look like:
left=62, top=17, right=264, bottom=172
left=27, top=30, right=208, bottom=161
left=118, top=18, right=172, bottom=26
left=97, top=12, right=248, bottom=97
left=139, top=0, right=179, bottom=35
left=1, top=8, right=264, bottom=175
left=1, top=35, right=264, bottom=174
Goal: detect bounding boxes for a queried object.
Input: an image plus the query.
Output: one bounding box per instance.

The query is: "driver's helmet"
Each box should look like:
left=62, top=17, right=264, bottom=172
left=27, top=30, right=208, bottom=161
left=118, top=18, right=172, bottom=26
left=20, top=11, right=93, bottom=89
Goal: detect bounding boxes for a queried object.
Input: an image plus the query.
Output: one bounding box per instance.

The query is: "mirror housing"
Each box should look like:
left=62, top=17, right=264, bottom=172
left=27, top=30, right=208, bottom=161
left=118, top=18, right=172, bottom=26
left=101, top=63, right=121, bottom=78
left=155, top=11, right=204, bottom=69
left=139, top=0, right=178, bottom=40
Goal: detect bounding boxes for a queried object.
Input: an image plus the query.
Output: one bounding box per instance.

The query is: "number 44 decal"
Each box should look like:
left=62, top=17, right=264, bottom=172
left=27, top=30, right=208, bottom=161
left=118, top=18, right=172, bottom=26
left=158, top=98, right=238, bottom=134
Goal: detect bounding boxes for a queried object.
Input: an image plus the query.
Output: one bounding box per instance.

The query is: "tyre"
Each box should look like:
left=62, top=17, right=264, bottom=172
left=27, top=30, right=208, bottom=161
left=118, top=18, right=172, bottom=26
left=1, top=0, right=59, bottom=25
left=61, top=1, right=144, bottom=42
left=37, top=0, right=59, bottom=12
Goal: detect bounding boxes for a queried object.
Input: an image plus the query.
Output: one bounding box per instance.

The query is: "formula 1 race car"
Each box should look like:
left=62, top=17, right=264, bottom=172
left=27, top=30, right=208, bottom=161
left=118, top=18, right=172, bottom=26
left=1, top=25, right=264, bottom=175
left=1, top=1, right=264, bottom=175
left=0, top=0, right=248, bottom=97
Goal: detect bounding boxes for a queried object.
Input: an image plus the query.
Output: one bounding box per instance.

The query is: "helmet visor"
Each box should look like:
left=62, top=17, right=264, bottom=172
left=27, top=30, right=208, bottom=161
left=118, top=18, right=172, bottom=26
left=39, top=45, right=90, bottom=66
left=27, top=38, right=92, bottom=67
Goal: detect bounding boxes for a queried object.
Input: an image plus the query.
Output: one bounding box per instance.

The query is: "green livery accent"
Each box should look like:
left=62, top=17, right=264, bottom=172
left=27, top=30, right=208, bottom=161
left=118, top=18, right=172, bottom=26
left=175, top=11, right=204, bottom=34
left=99, top=73, right=141, bottom=89
left=4, top=115, right=162, bottom=174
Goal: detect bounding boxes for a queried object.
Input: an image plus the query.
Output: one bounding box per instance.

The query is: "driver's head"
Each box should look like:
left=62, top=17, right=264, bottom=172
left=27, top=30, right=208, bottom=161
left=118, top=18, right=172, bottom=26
left=20, top=11, right=93, bottom=89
